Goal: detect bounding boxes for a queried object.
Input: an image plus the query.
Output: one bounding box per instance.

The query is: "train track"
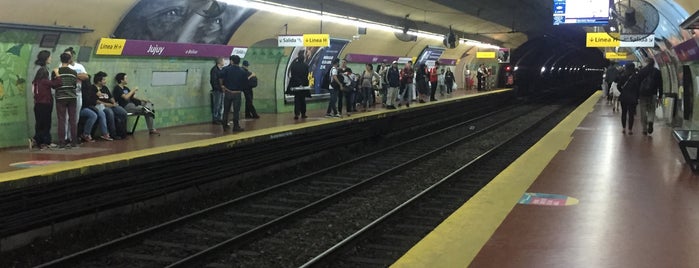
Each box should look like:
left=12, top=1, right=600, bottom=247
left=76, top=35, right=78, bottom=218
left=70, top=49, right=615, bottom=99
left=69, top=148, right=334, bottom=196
left=35, top=100, right=566, bottom=267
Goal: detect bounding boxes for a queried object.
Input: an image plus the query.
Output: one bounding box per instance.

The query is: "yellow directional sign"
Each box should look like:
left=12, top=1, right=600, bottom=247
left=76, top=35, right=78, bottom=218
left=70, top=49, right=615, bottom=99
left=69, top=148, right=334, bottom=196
left=586, top=32, right=620, bottom=47
left=476, top=51, right=496, bottom=59
left=96, top=38, right=126, bottom=55
left=303, top=34, right=330, bottom=47
left=605, top=52, right=628, bottom=59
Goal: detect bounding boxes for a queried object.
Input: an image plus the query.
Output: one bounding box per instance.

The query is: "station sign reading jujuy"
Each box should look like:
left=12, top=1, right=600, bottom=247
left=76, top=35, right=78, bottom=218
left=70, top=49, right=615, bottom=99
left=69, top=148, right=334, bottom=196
left=96, top=38, right=245, bottom=58
left=277, top=36, right=304, bottom=47
left=586, top=32, right=620, bottom=47
left=303, top=34, right=330, bottom=47
left=476, top=51, right=496, bottom=59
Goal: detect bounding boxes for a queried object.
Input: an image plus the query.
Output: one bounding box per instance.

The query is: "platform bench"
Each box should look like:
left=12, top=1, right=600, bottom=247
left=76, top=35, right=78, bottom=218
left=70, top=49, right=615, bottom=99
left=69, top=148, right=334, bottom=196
left=672, top=130, right=699, bottom=172
left=126, top=112, right=141, bottom=135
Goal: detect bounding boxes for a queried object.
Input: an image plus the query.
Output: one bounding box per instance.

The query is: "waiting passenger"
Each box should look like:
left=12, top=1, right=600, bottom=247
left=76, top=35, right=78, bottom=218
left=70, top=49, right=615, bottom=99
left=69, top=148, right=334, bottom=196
left=219, top=55, right=247, bottom=132
left=445, top=67, right=455, bottom=94
left=359, top=64, right=380, bottom=112
left=53, top=52, right=79, bottom=148
left=378, top=62, right=389, bottom=106
left=210, top=57, right=225, bottom=124
left=438, top=68, right=446, bottom=96
left=326, top=58, right=341, bottom=118
left=415, top=63, right=429, bottom=103
left=113, top=73, right=159, bottom=135
left=399, top=61, right=414, bottom=107
left=80, top=73, right=112, bottom=142
left=62, top=47, right=89, bottom=143
left=338, top=68, right=354, bottom=116
left=385, top=61, right=401, bottom=109
left=287, top=51, right=310, bottom=119
left=94, top=72, right=128, bottom=139
left=30, top=50, right=62, bottom=150
left=429, top=61, right=440, bottom=101
left=241, top=60, right=260, bottom=119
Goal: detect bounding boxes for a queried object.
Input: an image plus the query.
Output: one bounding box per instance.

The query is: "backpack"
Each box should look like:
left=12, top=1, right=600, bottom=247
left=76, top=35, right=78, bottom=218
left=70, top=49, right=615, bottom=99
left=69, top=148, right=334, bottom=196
left=248, top=76, right=258, bottom=88
left=639, top=72, right=655, bottom=96
left=329, top=67, right=345, bottom=89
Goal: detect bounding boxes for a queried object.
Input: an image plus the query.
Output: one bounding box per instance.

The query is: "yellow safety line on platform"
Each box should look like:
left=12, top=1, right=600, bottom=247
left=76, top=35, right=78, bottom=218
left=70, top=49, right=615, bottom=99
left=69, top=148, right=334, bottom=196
left=392, top=91, right=600, bottom=268
left=0, top=117, right=335, bottom=184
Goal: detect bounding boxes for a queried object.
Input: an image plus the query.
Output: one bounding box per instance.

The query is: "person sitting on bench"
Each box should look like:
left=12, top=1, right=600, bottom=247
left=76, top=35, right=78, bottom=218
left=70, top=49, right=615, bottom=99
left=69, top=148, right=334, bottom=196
left=113, top=73, right=159, bottom=135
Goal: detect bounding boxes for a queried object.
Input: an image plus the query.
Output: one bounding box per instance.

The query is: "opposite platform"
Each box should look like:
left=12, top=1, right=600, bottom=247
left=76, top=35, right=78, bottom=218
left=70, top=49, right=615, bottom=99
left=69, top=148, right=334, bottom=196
left=0, top=88, right=512, bottom=189
left=395, top=91, right=699, bottom=267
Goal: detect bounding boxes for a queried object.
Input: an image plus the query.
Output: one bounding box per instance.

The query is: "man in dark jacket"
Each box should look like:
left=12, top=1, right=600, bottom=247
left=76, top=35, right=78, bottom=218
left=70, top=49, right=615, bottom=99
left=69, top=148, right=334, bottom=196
left=638, top=59, right=663, bottom=135
left=288, top=51, right=310, bottom=119
left=386, top=61, right=401, bottom=109
left=210, top=57, right=225, bottom=124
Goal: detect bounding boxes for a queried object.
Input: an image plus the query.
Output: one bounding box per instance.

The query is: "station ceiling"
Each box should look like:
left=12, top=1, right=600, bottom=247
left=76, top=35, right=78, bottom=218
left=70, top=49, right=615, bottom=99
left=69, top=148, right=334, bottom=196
left=270, top=0, right=561, bottom=48
left=270, top=0, right=698, bottom=50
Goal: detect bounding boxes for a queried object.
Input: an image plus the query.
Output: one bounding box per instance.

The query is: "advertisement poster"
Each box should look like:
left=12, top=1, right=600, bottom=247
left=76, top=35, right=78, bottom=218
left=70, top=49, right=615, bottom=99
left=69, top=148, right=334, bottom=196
left=415, top=46, right=445, bottom=66
left=497, top=48, right=510, bottom=63
left=284, top=38, right=350, bottom=98
left=113, top=0, right=254, bottom=44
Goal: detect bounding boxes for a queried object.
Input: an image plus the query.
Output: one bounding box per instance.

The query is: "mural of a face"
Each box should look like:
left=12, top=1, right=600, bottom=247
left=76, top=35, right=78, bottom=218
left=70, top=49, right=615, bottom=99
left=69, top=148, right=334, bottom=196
left=113, top=0, right=254, bottom=44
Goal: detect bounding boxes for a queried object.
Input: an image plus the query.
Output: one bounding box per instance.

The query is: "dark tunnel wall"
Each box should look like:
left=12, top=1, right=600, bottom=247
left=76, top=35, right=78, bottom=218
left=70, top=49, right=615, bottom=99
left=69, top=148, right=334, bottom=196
left=511, top=26, right=607, bottom=97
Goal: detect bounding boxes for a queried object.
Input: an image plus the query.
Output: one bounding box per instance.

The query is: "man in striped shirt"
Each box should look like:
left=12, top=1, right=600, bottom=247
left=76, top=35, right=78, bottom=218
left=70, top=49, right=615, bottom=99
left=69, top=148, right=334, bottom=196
left=52, top=52, right=78, bottom=148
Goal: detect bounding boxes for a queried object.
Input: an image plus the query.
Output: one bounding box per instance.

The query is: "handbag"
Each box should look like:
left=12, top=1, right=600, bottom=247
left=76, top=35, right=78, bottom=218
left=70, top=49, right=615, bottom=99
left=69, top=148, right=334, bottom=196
left=655, top=104, right=664, bottom=120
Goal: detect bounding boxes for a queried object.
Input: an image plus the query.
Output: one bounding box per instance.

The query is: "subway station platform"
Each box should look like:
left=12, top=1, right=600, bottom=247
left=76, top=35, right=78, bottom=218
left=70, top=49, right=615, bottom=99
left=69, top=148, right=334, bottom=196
left=394, top=91, right=699, bottom=267
left=0, top=88, right=507, bottom=190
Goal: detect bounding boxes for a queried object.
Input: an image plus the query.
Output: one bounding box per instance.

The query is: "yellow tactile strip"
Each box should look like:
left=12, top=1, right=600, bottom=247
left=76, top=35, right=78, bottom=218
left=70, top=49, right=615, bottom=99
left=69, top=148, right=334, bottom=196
left=392, top=91, right=600, bottom=267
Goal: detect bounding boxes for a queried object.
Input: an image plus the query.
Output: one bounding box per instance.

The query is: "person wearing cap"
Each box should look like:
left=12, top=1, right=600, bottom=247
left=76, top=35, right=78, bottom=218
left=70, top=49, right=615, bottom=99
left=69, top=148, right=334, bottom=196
left=386, top=61, right=401, bottom=109
left=241, top=60, right=260, bottom=119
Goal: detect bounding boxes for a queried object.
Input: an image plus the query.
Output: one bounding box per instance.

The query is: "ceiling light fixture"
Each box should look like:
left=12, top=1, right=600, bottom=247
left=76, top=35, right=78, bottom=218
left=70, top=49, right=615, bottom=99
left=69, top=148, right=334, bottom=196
left=221, top=0, right=499, bottom=47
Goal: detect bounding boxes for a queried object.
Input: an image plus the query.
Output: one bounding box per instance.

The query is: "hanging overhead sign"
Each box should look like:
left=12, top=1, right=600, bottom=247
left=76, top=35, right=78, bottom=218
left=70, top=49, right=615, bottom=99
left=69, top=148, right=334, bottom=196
left=586, top=32, right=620, bottom=47
left=278, top=36, right=304, bottom=47
left=619, top=34, right=655, bottom=47
left=476, top=51, right=496, bottom=59
left=303, top=34, right=330, bottom=47
left=605, top=52, right=628, bottom=59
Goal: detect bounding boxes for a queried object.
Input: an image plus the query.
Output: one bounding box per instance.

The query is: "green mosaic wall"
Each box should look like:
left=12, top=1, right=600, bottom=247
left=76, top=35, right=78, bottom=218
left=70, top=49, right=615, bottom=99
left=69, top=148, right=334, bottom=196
left=0, top=30, right=35, bottom=147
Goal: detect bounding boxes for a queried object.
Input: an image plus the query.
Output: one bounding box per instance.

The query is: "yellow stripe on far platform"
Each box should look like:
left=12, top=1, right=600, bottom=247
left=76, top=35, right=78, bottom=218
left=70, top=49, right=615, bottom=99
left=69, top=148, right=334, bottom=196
left=392, top=91, right=601, bottom=267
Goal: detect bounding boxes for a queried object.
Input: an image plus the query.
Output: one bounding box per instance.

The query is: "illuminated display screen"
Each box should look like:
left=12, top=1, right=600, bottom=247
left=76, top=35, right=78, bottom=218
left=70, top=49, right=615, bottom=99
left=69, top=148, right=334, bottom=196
left=553, top=0, right=610, bottom=25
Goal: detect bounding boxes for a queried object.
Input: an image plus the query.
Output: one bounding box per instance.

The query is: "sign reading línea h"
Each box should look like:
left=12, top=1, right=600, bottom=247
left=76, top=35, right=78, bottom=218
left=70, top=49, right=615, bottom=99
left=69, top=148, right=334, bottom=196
left=303, top=34, right=330, bottom=47
left=586, top=33, right=656, bottom=48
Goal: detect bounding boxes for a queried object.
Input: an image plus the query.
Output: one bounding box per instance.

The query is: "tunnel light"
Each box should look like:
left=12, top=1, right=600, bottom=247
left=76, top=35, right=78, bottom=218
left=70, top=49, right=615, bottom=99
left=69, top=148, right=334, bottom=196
left=222, top=0, right=494, bottom=45
left=540, top=67, right=547, bottom=74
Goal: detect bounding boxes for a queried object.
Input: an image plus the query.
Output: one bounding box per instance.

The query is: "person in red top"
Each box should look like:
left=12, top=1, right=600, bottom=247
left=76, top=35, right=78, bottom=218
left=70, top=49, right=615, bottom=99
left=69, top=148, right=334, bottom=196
left=429, top=61, right=440, bottom=101
left=30, top=50, right=62, bottom=150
